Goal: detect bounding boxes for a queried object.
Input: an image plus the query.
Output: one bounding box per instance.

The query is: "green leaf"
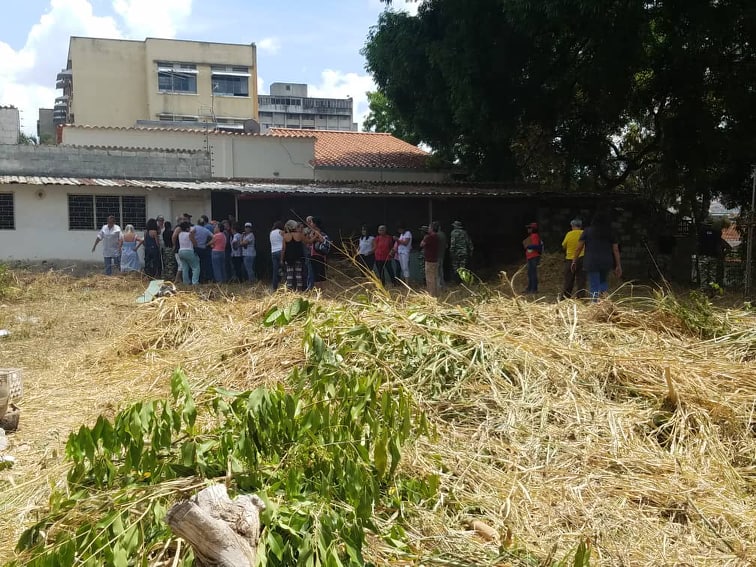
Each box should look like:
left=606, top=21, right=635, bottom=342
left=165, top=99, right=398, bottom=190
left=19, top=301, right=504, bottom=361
left=374, top=433, right=388, bottom=478
left=182, top=395, right=197, bottom=428
left=267, top=530, right=286, bottom=560
left=263, top=306, right=284, bottom=327
left=112, top=544, right=128, bottom=567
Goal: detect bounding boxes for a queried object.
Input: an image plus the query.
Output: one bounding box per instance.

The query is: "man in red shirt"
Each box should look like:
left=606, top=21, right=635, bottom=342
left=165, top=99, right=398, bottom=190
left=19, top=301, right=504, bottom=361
left=373, top=225, right=397, bottom=287
left=522, top=222, right=543, bottom=294
left=421, top=223, right=440, bottom=297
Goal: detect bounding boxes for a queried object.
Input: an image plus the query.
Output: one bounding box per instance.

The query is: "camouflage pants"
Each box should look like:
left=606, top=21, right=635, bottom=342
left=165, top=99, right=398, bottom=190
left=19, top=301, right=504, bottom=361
left=696, top=256, right=722, bottom=288
left=451, top=255, right=468, bottom=281
left=162, top=248, right=178, bottom=281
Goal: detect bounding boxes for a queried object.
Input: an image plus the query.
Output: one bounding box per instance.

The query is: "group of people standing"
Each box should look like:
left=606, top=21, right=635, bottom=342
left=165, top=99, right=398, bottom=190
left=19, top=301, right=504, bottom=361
left=270, top=216, right=331, bottom=292
left=521, top=213, right=622, bottom=301
left=355, top=220, right=474, bottom=297
left=92, top=210, right=621, bottom=301
left=92, top=213, right=258, bottom=285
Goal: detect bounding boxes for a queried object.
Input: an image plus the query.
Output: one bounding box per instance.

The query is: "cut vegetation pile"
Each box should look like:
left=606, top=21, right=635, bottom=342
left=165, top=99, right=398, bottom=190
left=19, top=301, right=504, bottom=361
left=0, top=269, right=755, bottom=566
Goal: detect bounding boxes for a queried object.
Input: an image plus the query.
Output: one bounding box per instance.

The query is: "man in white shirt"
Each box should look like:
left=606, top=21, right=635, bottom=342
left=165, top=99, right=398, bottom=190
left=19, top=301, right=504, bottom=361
left=396, top=223, right=412, bottom=281
left=91, top=215, right=122, bottom=275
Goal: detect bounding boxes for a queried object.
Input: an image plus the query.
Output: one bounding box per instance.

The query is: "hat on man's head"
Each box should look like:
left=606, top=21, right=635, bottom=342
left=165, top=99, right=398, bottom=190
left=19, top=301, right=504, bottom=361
left=183, top=213, right=193, bottom=219
left=452, top=220, right=463, bottom=228
left=526, top=222, right=538, bottom=230
left=244, top=222, right=252, bottom=228
left=156, top=215, right=165, bottom=221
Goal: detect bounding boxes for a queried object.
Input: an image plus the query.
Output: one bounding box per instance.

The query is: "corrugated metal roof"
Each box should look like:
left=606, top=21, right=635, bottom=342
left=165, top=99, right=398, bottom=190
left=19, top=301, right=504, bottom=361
left=0, top=175, right=546, bottom=197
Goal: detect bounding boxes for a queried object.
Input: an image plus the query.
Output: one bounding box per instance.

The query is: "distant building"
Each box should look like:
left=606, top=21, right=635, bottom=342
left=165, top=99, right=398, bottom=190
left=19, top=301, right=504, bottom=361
left=0, top=106, right=20, bottom=145
left=37, top=109, right=55, bottom=143
left=55, top=37, right=258, bottom=129
left=258, top=83, right=357, bottom=133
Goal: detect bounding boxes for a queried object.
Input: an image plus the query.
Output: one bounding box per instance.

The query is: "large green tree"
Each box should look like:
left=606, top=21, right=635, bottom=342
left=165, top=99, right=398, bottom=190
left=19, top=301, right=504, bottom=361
left=362, top=91, right=420, bottom=145
left=365, top=0, right=756, bottom=212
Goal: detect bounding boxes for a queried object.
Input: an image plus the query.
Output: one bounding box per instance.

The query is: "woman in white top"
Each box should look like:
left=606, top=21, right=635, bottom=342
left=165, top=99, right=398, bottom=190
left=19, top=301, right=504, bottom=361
left=357, top=225, right=375, bottom=273
left=174, top=221, right=199, bottom=285
left=269, top=221, right=284, bottom=290
left=396, top=223, right=413, bottom=281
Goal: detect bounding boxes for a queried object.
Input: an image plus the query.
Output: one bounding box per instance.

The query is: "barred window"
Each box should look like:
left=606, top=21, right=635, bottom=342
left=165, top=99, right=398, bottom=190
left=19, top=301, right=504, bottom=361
left=68, top=195, right=146, bottom=231
left=122, top=196, right=147, bottom=229
left=0, top=193, right=14, bottom=230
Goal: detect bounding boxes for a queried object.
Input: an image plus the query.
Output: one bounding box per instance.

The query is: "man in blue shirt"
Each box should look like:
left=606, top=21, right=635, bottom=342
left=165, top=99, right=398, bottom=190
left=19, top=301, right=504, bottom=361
left=193, top=217, right=214, bottom=283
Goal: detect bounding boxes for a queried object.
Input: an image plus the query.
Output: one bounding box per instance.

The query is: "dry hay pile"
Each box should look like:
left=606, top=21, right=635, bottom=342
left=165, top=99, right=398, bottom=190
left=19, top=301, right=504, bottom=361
left=0, top=270, right=755, bottom=566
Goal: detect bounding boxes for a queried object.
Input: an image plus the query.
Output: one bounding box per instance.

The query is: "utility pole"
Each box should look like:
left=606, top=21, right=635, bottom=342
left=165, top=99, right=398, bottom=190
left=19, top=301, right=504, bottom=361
left=745, top=165, right=756, bottom=298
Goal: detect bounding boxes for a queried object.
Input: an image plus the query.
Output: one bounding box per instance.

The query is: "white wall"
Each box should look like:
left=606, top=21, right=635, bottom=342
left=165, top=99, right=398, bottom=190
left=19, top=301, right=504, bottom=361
left=0, top=184, right=211, bottom=262
left=62, top=127, right=315, bottom=180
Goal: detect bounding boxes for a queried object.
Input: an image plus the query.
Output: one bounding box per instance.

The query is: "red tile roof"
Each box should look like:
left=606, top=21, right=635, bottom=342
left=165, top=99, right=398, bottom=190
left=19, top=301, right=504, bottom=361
left=268, top=129, right=430, bottom=169
left=722, top=225, right=741, bottom=245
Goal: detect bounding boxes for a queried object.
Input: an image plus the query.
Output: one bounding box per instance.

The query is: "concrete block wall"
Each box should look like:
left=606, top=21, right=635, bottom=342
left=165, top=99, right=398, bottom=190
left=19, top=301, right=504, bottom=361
left=0, top=144, right=211, bottom=179
left=538, top=202, right=664, bottom=280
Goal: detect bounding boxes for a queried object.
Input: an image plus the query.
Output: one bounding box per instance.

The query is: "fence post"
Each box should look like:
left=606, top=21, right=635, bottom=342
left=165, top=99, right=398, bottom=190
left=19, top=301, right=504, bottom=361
left=745, top=166, right=756, bottom=298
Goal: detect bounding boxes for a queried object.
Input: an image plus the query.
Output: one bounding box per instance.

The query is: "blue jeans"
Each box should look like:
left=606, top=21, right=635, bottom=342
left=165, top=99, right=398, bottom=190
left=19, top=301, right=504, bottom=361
left=271, top=251, right=282, bottom=290
left=103, top=256, right=118, bottom=276
left=211, top=250, right=226, bottom=283
left=526, top=257, right=540, bottom=292
left=195, top=247, right=212, bottom=282
left=178, top=249, right=200, bottom=285
left=587, top=271, right=609, bottom=301
left=243, top=255, right=257, bottom=283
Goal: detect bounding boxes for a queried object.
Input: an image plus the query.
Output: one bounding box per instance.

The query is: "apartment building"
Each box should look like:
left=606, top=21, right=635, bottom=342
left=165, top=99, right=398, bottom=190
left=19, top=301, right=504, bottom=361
left=55, top=37, right=258, bottom=129
left=258, top=83, right=357, bottom=133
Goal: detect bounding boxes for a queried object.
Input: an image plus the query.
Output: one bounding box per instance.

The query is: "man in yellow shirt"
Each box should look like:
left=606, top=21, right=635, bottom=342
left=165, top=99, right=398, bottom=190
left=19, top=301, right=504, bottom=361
left=560, top=219, right=587, bottom=299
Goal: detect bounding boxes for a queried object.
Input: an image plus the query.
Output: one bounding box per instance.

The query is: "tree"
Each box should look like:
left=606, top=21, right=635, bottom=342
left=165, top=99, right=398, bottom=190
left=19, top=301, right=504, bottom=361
left=365, top=0, right=756, bottom=210
left=18, top=133, right=38, bottom=145
left=362, top=91, right=420, bottom=145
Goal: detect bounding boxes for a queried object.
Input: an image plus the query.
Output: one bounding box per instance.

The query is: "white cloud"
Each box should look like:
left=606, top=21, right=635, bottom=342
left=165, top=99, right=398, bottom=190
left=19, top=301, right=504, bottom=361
left=309, top=70, right=376, bottom=130
left=112, top=0, right=192, bottom=39
left=398, top=0, right=421, bottom=16
left=257, top=37, right=281, bottom=55
left=258, top=76, right=265, bottom=95
left=0, top=0, right=193, bottom=135
left=0, top=0, right=123, bottom=134
left=368, top=0, right=422, bottom=16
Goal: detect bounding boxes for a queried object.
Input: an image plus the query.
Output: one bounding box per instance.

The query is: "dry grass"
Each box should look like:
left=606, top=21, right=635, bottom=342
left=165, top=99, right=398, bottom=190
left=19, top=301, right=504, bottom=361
left=0, top=262, right=755, bottom=565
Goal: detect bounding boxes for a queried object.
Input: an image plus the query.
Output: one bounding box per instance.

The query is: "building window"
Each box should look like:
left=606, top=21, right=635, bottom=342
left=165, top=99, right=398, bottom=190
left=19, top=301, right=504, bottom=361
left=211, top=65, right=250, bottom=97
left=157, top=113, right=199, bottom=122
left=68, top=195, right=146, bottom=230
left=0, top=193, right=14, bottom=230
left=157, top=61, right=198, bottom=94
left=212, top=75, right=249, bottom=97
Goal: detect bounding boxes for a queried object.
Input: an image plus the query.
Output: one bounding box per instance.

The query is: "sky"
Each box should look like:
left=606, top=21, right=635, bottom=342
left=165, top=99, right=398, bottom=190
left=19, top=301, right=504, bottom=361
left=0, top=0, right=420, bottom=135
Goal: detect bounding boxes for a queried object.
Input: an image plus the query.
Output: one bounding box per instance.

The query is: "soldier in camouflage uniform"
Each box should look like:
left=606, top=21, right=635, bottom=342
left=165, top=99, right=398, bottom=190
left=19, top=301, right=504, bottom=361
left=450, top=220, right=473, bottom=281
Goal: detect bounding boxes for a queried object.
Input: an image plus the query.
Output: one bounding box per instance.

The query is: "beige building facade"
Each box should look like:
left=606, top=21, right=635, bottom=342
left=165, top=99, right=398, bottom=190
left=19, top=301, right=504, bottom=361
left=56, top=37, right=258, bottom=128
left=61, top=126, right=315, bottom=180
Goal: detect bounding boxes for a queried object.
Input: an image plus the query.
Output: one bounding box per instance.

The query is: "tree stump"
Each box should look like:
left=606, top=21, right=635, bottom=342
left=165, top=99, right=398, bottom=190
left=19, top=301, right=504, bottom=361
left=166, top=484, right=266, bottom=567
